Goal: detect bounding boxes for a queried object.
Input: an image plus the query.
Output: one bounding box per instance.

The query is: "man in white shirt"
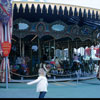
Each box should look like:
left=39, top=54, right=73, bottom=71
left=94, top=63, right=99, bottom=74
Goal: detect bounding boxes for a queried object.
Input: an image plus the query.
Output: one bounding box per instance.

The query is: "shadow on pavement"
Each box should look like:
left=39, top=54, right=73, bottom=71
left=0, top=86, right=6, bottom=88
left=79, top=79, right=100, bottom=85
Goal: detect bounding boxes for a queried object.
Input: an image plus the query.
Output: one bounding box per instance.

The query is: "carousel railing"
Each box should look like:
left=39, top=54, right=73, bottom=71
left=0, top=59, right=96, bottom=83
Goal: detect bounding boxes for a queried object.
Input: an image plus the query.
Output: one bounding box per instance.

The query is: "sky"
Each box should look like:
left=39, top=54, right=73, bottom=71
left=12, top=0, right=100, bottom=10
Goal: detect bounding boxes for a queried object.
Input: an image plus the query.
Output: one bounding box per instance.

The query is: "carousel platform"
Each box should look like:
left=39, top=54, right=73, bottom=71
left=10, top=74, right=96, bottom=83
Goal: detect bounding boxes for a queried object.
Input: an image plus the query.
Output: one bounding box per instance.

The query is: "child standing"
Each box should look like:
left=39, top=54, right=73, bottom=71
left=27, top=68, right=48, bottom=98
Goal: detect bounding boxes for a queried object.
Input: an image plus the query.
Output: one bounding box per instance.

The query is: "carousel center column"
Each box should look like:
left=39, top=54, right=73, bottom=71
left=68, top=40, right=74, bottom=65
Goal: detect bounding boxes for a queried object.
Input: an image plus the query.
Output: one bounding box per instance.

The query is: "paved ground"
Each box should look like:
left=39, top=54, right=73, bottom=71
left=0, top=78, right=100, bottom=98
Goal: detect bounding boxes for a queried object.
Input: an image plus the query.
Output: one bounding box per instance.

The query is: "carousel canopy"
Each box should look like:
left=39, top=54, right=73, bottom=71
left=12, top=1, right=100, bottom=49
left=12, top=0, right=100, bottom=10
left=12, top=1, right=100, bottom=29
left=12, top=1, right=100, bottom=20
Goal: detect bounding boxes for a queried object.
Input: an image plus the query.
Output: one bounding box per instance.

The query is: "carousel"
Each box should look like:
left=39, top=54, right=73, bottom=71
left=10, top=1, right=100, bottom=79
left=1, top=1, right=100, bottom=83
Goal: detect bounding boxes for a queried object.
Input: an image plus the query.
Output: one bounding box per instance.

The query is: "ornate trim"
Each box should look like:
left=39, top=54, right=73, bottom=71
left=13, top=18, right=96, bottom=42
left=12, top=1, right=100, bottom=17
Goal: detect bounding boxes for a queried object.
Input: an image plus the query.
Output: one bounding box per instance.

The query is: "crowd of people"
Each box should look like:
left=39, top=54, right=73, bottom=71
left=7, top=51, right=100, bottom=80
left=38, top=54, right=100, bottom=79
left=11, top=56, right=30, bottom=79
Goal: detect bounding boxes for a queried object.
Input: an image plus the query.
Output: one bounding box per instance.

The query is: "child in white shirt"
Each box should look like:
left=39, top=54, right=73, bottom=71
left=27, top=68, right=48, bottom=98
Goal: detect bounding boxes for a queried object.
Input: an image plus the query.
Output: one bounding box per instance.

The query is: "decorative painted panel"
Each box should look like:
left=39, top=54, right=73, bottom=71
left=13, top=19, right=95, bottom=42
left=80, top=26, right=93, bottom=35
left=51, top=24, right=65, bottom=32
